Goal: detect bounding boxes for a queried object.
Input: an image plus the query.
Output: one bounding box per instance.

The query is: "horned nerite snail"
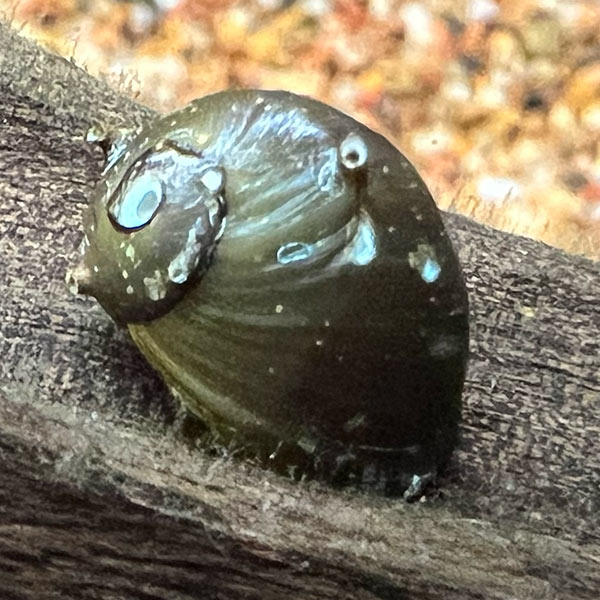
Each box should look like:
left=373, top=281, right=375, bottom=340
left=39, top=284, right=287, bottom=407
left=70, top=90, right=469, bottom=498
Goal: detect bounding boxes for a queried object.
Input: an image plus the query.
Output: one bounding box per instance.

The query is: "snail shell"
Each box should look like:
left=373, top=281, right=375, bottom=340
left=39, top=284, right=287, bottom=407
left=72, top=90, right=469, bottom=496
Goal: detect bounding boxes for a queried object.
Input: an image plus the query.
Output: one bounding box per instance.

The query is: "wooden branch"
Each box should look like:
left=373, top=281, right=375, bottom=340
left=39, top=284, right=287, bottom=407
left=0, top=21, right=598, bottom=599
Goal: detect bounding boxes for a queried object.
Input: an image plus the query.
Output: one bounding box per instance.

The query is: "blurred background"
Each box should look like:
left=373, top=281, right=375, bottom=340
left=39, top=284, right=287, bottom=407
left=3, top=0, right=600, bottom=259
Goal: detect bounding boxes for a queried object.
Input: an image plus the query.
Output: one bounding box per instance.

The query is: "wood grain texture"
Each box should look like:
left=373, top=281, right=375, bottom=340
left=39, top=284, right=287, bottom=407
left=0, top=21, right=598, bottom=600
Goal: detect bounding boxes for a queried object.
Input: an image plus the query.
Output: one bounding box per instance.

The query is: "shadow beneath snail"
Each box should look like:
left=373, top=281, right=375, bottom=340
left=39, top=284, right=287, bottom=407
left=91, top=316, right=180, bottom=424
left=1, top=438, right=414, bottom=599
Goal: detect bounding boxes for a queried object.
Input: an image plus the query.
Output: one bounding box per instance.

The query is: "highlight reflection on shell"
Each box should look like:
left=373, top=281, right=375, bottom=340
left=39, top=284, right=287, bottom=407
left=72, top=90, right=469, bottom=497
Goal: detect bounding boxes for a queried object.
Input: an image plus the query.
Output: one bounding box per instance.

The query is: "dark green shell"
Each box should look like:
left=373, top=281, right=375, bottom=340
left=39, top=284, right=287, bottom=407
left=74, top=90, right=469, bottom=496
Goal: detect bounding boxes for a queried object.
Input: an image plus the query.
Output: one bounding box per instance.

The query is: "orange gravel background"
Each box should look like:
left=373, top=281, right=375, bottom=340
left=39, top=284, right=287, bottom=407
left=4, top=0, right=599, bottom=259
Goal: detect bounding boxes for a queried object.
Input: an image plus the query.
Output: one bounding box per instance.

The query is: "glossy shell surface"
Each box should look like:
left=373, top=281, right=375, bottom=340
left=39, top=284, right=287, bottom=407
left=76, top=90, right=469, bottom=494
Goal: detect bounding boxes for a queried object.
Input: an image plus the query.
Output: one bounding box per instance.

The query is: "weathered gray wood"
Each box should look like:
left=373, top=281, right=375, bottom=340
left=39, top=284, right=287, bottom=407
left=0, top=21, right=598, bottom=600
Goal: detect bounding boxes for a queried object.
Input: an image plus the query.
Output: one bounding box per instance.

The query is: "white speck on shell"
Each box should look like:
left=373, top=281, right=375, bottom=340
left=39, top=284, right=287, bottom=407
left=206, top=197, right=222, bottom=227
left=408, top=243, right=442, bottom=284
left=200, top=167, right=224, bottom=194
left=215, top=216, right=227, bottom=241
left=143, top=270, right=167, bottom=301
left=125, top=245, right=135, bottom=262
left=167, top=217, right=205, bottom=284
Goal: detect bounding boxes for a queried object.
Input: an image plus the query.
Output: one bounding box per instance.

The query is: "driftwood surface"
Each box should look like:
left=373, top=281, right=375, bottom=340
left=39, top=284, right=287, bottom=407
left=0, top=21, right=598, bottom=600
